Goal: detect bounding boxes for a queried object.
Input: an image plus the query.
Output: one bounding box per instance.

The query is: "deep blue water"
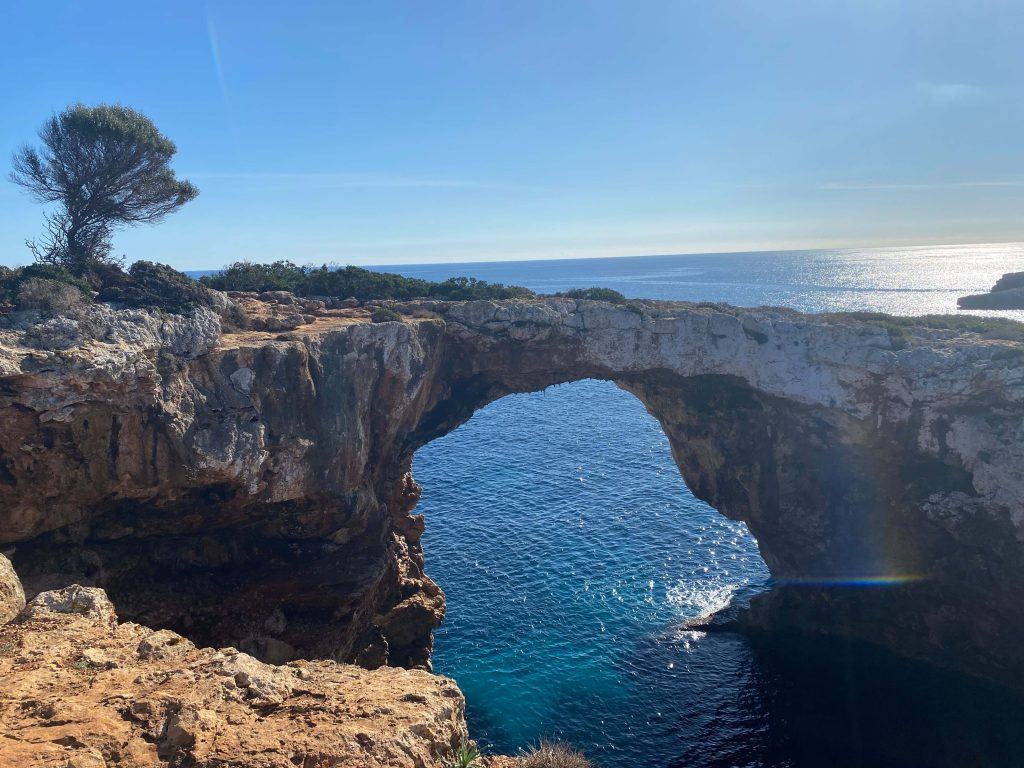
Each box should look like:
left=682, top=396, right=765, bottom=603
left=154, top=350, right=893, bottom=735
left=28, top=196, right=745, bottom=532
left=377, top=242, right=1024, bottom=320
left=396, top=244, right=1024, bottom=768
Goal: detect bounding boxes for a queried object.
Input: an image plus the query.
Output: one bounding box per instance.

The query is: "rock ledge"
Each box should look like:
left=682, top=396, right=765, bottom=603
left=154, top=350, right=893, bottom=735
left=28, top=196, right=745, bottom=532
left=0, top=583, right=468, bottom=767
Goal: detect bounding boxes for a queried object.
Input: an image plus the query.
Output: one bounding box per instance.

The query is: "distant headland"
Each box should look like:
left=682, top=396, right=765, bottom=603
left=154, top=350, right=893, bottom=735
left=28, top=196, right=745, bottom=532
left=959, top=271, right=1024, bottom=309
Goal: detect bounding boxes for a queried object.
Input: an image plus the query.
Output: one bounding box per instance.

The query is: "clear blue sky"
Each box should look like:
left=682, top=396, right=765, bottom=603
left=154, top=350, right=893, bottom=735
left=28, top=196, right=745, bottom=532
left=1, top=1, right=1022, bottom=269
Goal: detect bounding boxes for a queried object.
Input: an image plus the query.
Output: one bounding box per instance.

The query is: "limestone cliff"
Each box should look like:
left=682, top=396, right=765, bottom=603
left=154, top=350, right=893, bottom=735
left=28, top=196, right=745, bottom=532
left=0, top=294, right=1022, bottom=691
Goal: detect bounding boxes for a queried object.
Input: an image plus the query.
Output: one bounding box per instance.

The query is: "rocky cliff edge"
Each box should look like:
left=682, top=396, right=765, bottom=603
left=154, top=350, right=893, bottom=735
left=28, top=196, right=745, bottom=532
left=1, top=293, right=1023, bottom=697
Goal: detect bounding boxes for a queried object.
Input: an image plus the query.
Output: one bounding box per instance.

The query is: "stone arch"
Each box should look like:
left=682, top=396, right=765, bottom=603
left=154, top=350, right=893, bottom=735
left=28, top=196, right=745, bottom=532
left=1, top=298, right=1022, bottom=687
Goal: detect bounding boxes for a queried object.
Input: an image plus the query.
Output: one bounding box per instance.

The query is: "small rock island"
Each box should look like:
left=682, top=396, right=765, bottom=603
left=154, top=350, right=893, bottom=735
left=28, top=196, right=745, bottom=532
left=958, top=271, right=1024, bottom=309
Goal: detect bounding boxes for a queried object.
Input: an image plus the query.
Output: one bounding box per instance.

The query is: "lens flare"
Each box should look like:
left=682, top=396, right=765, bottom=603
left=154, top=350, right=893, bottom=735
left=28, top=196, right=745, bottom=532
left=777, top=574, right=928, bottom=587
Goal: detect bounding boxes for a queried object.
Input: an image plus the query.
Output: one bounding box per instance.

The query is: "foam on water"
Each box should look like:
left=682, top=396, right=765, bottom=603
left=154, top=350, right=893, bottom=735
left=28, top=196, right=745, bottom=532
left=666, top=580, right=741, bottom=624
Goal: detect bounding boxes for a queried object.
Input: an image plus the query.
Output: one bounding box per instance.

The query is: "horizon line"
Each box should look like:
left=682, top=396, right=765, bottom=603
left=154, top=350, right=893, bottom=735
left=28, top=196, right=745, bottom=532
left=175, top=239, right=1024, bottom=274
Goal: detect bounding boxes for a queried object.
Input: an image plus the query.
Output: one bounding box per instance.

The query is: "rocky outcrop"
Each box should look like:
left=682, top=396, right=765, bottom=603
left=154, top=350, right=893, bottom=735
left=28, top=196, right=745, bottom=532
left=0, top=553, right=25, bottom=623
left=0, top=583, right=468, bottom=767
left=0, top=296, right=1023, bottom=690
left=958, top=271, right=1024, bottom=308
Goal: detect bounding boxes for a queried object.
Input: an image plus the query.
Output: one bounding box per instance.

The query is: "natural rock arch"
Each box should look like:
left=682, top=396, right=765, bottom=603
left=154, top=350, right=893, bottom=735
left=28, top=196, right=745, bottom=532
left=0, top=297, right=1022, bottom=687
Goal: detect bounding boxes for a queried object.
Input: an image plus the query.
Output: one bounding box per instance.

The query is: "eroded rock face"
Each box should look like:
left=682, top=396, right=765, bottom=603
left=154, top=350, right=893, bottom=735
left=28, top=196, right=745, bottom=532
left=0, top=297, right=1022, bottom=687
left=0, top=585, right=468, bottom=767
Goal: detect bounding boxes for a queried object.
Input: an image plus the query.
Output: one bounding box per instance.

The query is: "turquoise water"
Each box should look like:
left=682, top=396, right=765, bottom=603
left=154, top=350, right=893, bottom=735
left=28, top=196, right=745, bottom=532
left=400, top=244, right=1024, bottom=767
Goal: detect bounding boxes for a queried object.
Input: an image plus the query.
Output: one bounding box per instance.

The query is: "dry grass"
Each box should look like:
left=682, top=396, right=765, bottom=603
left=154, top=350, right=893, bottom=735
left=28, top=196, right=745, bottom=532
left=15, top=278, right=88, bottom=313
left=517, top=740, right=593, bottom=768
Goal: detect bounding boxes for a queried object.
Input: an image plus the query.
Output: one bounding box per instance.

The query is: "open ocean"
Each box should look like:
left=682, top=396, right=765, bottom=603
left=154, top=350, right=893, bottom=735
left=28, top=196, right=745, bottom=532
left=380, top=244, right=1024, bottom=768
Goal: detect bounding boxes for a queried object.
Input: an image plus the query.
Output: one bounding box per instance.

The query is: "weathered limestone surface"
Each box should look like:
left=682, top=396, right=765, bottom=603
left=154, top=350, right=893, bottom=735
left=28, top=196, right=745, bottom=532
left=0, top=296, right=1022, bottom=688
left=0, top=584, right=468, bottom=767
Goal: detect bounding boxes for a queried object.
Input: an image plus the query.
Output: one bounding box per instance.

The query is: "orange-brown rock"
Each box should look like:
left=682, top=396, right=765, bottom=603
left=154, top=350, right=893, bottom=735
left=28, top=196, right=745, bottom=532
left=0, top=585, right=468, bottom=767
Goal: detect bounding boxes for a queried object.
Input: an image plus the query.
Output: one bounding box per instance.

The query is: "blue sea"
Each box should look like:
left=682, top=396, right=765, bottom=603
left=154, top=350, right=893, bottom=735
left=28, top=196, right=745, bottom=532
left=382, top=244, right=1024, bottom=768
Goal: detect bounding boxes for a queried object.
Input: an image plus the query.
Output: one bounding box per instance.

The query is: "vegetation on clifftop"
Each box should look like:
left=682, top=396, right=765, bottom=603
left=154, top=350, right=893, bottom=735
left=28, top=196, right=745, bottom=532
left=445, top=740, right=482, bottom=768
left=554, top=286, right=628, bottom=304
left=518, top=741, right=593, bottom=768
left=370, top=307, right=403, bottom=323
left=0, top=264, right=92, bottom=311
left=0, top=261, right=218, bottom=315
left=199, top=260, right=535, bottom=301
left=3, top=104, right=210, bottom=316
left=97, top=261, right=219, bottom=313
left=10, top=104, right=197, bottom=285
left=828, top=311, right=1024, bottom=346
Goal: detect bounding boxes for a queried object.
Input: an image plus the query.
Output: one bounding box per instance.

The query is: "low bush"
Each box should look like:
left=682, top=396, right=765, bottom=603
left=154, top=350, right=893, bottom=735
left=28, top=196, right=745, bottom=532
left=14, top=278, right=89, bottom=313
left=426, top=275, right=534, bottom=301
left=518, top=741, right=592, bottom=768
left=13, top=263, right=94, bottom=293
left=303, top=264, right=431, bottom=300
left=1, top=260, right=216, bottom=316
left=200, top=261, right=534, bottom=302
left=199, top=260, right=307, bottom=293
left=0, top=264, right=94, bottom=311
left=555, top=286, right=627, bottom=304
left=370, top=307, right=403, bottom=323
left=97, top=261, right=216, bottom=313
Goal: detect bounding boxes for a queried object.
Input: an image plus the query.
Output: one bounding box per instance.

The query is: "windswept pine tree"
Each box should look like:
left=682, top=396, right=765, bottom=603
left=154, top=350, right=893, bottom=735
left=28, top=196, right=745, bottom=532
left=10, top=103, right=197, bottom=285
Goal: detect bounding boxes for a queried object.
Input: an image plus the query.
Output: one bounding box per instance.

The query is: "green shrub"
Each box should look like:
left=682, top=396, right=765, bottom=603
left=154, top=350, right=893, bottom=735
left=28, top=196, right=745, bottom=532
left=518, top=741, right=592, bottom=768
left=16, top=263, right=94, bottom=293
left=98, top=261, right=216, bottom=313
left=556, top=286, right=628, bottom=304
left=427, top=275, right=534, bottom=301
left=199, top=260, right=306, bottom=293
left=14, top=278, right=89, bottom=313
left=370, top=307, right=403, bottom=323
left=445, top=740, right=482, bottom=768
left=303, top=264, right=432, bottom=300
left=0, top=264, right=94, bottom=310
left=200, top=262, right=534, bottom=302
left=1, top=260, right=216, bottom=315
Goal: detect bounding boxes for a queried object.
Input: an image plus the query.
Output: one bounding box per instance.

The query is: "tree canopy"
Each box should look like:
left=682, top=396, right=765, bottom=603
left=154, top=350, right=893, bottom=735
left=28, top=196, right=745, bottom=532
left=10, top=103, right=197, bottom=282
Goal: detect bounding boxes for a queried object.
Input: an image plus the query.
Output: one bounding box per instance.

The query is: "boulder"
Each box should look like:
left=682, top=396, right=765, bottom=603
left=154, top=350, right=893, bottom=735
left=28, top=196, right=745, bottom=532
left=0, top=554, right=24, bottom=623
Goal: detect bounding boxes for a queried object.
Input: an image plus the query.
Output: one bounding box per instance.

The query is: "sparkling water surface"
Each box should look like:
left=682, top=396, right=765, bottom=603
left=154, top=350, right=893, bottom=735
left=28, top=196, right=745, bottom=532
left=398, top=244, right=1024, bottom=768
